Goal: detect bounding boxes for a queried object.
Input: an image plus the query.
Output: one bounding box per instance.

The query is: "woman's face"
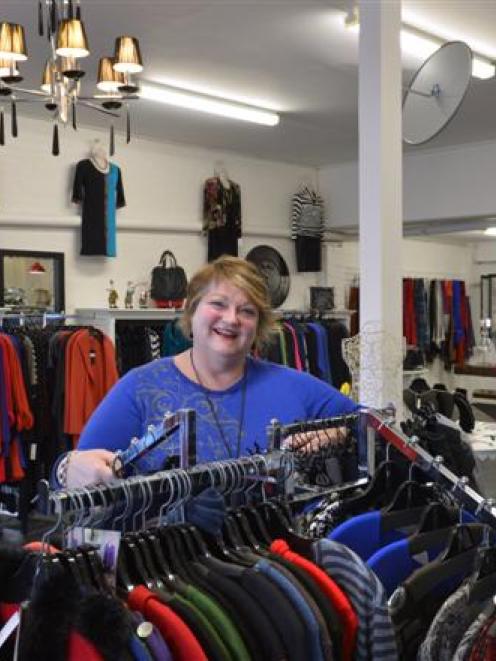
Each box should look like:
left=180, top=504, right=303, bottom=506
left=191, top=279, right=259, bottom=362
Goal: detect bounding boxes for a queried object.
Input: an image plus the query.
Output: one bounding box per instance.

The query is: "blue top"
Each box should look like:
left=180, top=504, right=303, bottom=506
left=77, top=356, right=357, bottom=471
left=255, top=559, right=324, bottom=661
left=328, top=511, right=409, bottom=561
left=367, top=538, right=446, bottom=598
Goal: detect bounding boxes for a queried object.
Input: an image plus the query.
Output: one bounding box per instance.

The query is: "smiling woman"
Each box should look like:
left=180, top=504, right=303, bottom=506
left=52, top=255, right=358, bottom=489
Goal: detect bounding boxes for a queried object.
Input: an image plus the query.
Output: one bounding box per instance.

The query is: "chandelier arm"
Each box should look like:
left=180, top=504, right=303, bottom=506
left=10, top=86, right=48, bottom=98
left=78, top=100, right=120, bottom=117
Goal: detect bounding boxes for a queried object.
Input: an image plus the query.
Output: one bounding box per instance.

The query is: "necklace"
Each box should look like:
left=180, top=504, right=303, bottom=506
left=190, top=349, right=247, bottom=458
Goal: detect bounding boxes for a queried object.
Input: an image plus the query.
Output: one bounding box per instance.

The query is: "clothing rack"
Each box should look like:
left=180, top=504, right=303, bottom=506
left=267, top=412, right=360, bottom=450
left=37, top=450, right=290, bottom=530
left=278, top=309, right=352, bottom=321
left=0, top=311, right=79, bottom=328
left=366, top=410, right=496, bottom=528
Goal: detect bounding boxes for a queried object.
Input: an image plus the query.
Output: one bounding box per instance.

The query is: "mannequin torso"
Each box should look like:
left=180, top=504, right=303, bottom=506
left=90, top=142, right=110, bottom=174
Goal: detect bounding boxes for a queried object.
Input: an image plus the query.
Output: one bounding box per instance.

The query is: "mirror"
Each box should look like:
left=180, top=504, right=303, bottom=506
left=0, top=250, right=65, bottom=313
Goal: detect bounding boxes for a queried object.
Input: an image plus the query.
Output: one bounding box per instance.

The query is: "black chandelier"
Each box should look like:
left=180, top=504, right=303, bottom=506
left=0, top=0, right=143, bottom=155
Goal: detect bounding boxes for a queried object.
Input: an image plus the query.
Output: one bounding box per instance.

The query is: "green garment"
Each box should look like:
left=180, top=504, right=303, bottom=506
left=185, top=583, right=251, bottom=661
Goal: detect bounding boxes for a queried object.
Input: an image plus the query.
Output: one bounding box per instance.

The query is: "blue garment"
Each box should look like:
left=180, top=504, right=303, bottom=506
left=105, top=164, right=120, bottom=257
left=78, top=356, right=357, bottom=470
left=308, top=322, right=332, bottom=383
left=367, top=538, right=445, bottom=598
left=328, top=510, right=410, bottom=561
left=414, top=279, right=429, bottom=351
left=185, top=487, right=226, bottom=535
left=255, top=559, right=324, bottom=661
left=313, top=539, right=398, bottom=661
left=130, top=610, right=173, bottom=661
left=129, top=634, right=153, bottom=661
left=367, top=510, right=477, bottom=597
left=452, top=280, right=464, bottom=346
left=0, top=340, right=10, bottom=456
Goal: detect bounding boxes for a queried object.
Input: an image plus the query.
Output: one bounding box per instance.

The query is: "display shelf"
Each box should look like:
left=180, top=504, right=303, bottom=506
left=74, top=307, right=182, bottom=342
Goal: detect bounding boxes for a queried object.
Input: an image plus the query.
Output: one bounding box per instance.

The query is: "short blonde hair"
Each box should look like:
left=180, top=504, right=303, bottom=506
left=179, top=255, right=276, bottom=351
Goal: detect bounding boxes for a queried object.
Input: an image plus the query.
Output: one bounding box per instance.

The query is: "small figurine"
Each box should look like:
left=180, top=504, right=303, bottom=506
left=124, top=281, right=136, bottom=309
left=107, top=279, right=119, bottom=308
left=138, top=289, right=149, bottom=309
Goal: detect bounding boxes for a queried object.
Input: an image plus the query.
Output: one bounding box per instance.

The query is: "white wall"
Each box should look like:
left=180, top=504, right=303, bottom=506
left=1, top=115, right=323, bottom=312
left=319, top=139, right=496, bottom=227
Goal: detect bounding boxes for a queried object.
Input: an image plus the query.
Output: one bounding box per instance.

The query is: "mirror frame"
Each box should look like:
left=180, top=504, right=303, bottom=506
left=0, top=249, right=65, bottom=312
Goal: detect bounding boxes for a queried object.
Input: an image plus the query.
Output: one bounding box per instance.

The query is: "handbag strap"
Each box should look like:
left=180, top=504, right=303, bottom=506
left=159, top=250, right=177, bottom=268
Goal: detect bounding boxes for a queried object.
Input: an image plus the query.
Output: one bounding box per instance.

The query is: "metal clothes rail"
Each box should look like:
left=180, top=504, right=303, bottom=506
left=37, top=450, right=290, bottom=526
left=366, top=410, right=496, bottom=528
left=267, top=413, right=360, bottom=451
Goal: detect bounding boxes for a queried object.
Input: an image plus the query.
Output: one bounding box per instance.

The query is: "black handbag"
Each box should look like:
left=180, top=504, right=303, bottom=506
left=150, top=250, right=187, bottom=301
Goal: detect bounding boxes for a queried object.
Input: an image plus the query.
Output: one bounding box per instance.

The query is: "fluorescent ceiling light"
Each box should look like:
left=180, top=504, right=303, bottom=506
left=343, top=10, right=495, bottom=80
left=484, top=227, right=496, bottom=236
left=139, top=82, right=280, bottom=126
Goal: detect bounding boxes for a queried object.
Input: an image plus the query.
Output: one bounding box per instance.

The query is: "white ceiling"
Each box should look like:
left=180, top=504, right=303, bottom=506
left=3, top=0, right=496, bottom=167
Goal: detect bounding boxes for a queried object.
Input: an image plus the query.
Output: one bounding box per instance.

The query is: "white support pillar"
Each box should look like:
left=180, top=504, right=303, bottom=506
left=358, top=0, right=403, bottom=411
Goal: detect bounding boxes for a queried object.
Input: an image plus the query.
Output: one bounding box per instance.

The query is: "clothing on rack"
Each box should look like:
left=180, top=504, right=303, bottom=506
left=297, top=411, right=496, bottom=661
left=262, top=317, right=351, bottom=389
left=115, top=318, right=192, bottom=375
left=2, top=437, right=400, bottom=661
left=202, top=176, right=242, bottom=261
left=0, top=321, right=118, bottom=489
left=403, top=277, right=475, bottom=367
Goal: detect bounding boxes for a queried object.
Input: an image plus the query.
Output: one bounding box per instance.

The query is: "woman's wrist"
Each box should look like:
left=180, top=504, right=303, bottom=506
left=56, top=450, right=79, bottom=489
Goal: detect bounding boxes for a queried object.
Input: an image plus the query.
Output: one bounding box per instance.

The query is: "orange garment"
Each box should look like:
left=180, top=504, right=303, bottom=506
left=64, top=329, right=119, bottom=437
left=0, top=334, right=34, bottom=482
left=0, top=335, right=33, bottom=432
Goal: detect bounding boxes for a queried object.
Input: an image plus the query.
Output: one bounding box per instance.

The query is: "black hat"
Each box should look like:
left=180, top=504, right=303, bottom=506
left=246, top=245, right=290, bottom=308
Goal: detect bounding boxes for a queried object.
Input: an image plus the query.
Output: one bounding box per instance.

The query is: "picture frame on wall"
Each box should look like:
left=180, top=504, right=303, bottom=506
left=310, top=286, right=334, bottom=313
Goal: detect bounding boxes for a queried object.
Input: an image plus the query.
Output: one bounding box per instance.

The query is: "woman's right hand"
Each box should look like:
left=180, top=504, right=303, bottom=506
left=66, top=449, right=117, bottom=489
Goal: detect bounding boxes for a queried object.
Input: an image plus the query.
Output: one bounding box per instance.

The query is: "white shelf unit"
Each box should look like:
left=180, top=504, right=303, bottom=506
left=74, top=308, right=182, bottom=343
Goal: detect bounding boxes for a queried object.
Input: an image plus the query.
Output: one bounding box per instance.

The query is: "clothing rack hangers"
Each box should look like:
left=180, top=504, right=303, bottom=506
left=0, top=311, right=79, bottom=328
left=37, top=450, right=290, bottom=529
left=366, top=410, right=496, bottom=528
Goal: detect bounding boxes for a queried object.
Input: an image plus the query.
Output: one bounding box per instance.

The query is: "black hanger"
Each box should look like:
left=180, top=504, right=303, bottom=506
left=440, top=523, right=486, bottom=562
left=140, top=527, right=175, bottom=579
left=77, top=544, right=112, bottom=594
left=403, top=523, right=486, bottom=606
left=245, top=504, right=273, bottom=545
left=59, top=548, right=89, bottom=587
left=382, top=481, right=436, bottom=514
left=222, top=511, right=246, bottom=551
left=379, top=481, right=438, bottom=533
left=117, top=533, right=153, bottom=590
left=180, top=523, right=210, bottom=557
left=232, top=508, right=263, bottom=550
left=341, top=460, right=407, bottom=514
left=256, top=500, right=314, bottom=559
left=408, top=502, right=459, bottom=545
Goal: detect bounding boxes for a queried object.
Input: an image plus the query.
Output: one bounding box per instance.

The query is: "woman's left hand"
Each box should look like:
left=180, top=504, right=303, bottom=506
left=282, top=426, right=348, bottom=454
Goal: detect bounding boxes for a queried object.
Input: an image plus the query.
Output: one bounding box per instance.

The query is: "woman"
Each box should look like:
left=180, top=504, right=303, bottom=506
left=57, top=256, right=357, bottom=489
